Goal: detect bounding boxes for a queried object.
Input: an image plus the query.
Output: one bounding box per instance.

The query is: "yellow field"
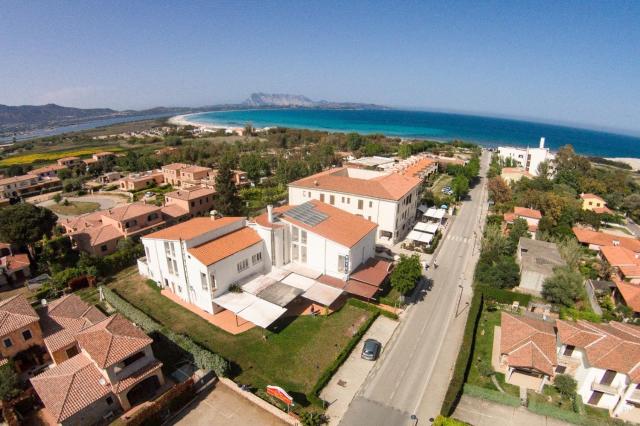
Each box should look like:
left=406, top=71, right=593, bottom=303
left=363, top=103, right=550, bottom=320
left=0, top=146, right=123, bottom=166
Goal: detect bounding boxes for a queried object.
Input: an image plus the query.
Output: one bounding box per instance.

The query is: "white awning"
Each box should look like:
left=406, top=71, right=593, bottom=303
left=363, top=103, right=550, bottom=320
left=282, top=273, right=316, bottom=291
left=302, top=282, right=344, bottom=306
left=242, top=274, right=278, bottom=295
left=406, top=230, right=434, bottom=244
left=413, top=222, right=439, bottom=234
left=283, top=263, right=322, bottom=279
left=212, top=292, right=257, bottom=314
left=424, top=208, right=446, bottom=220
left=237, top=298, right=287, bottom=329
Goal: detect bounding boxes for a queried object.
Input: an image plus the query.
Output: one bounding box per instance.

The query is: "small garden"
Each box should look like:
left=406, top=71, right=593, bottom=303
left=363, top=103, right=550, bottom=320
left=48, top=200, right=100, bottom=215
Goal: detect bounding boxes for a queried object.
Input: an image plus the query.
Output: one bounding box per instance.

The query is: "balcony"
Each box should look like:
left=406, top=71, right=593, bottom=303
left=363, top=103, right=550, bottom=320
left=627, top=389, right=640, bottom=403
left=591, top=380, right=621, bottom=395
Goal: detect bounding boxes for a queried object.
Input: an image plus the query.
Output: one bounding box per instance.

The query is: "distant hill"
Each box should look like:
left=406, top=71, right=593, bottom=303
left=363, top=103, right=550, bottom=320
left=0, top=94, right=388, bottom=136
left=242, top=92, right=388, bottom=110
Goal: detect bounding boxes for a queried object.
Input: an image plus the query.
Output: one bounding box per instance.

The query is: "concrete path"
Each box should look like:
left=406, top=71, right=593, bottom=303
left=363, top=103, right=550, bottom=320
left=340, top=150, right=491, bottom=425
left=321, top=316, right=399, bottom=425
left=453, top=395, right=569, bottom=426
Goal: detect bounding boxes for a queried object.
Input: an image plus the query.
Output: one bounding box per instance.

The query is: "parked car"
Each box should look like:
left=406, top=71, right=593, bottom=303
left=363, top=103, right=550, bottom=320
left=361, top=339, right=382, bottom=361
left=144, top=191, right=155, bottom=198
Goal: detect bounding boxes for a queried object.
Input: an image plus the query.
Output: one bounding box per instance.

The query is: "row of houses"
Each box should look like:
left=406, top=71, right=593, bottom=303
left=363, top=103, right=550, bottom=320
left=499, top=312, right=640, bottom=418
left=0, top=294, right=164, bottom=425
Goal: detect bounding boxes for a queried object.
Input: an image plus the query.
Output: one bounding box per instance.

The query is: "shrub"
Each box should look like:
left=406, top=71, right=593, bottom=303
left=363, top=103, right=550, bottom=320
left=555, top=374, right=577, bottom=398
left=559, top=307, right=601, bottom=323
left=479, top=287, right=531, bottom=306
left=433, top=416, right=468, bottom=426
left=390, top=254, right=422, bottom=295
left=462, top=384, right=520, bottom=407
left=0, top=362, right=19, bottom=401
left=441, top=290, right=483, bottom=416
left=300, top=411, right=327, bottom=426
left=347, top=298, right=399, bottom=320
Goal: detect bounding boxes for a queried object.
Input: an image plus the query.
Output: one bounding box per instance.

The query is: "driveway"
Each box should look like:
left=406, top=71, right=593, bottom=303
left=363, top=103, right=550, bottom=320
left=37, top=193, right=129, bottom=218
left=169, top=381, right=288, bottom=426
left=321, top=316, right=399, bottom=425
left=453, top=395, right=569, bottom=426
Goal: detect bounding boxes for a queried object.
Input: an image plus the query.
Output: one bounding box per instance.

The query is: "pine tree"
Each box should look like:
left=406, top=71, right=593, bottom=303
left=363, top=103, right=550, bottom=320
left=214, top=159, right=242, bottom=215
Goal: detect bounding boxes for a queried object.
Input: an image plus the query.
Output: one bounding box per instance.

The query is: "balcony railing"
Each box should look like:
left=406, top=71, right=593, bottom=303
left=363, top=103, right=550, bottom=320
left=591, top=380, right=621, bottom=395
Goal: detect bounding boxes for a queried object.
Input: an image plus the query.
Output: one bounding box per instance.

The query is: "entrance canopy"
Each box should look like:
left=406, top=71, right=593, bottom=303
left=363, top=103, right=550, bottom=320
left=212, top=292, right=256, bottom=314
left=406, top=230, right=434, bottom=244
left=258, top=282, right=303, bottom=307
left=413, top=222, right=439, bottom=234
left=424, top=208, right=446, bottom=220
left=302, top=282, right=343, bottom=306
left=237, top=298, right=287, bottom=329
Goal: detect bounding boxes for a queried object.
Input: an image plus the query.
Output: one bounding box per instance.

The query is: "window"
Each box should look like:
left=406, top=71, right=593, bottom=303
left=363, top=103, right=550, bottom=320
left=164, top=242, right=175, bottom=257
left=125, top=220, right=137, bottom=228
left=338, top=255, right=346, bottom=273
left=210, top=274, right=216, bottom=289
left=292, top=243, right=299, bottom=261
left=292, top=226, right=299, bottom=242
left=2, top=338, right=12, bottom=348
left=191, top=201, right=195, bottom=207
left=201, top=272, right=208, bottom=290
left=369, top=201, right=373, bottom=208
left=22, top=329, right=32, bottom=341
left=320, top=193, right=325, bottom=202
left=101, top=245, right=108, bottom=252
left=106, top=396, right=114, bottom=405
left=347, top=197, right=350, bottom=204
left=237, top=259, right=249, bottom=272
left=341, top=196, right=345, bottom=203
left=563, top=345, right=575, bottom=356
left=358, top=199, right=364, bottom=210
left=330, top=195, right=335, bottom=205
left=122, top=351, right=146, bottom=366
left=301, top=246, right=307, bottom=263
left=301, top=230, right=307, bottom=244
left=555, top=366, right=567, bottom=374
left=252, top=252, right=262, bottom=265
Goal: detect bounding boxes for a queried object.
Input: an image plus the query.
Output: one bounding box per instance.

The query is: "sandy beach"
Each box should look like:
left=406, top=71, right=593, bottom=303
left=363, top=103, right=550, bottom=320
left=607, top=157, right=640, bottom=170
left=168, top=114, right=244, bottom=134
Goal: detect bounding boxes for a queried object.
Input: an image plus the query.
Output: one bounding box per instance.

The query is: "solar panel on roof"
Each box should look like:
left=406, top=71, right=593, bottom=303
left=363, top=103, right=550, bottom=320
left=285, top=202, right=328, bottom=226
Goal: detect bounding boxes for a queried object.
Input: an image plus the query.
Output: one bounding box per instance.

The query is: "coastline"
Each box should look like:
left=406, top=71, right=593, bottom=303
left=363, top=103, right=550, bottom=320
left=606, top=158, right=640, bottom=171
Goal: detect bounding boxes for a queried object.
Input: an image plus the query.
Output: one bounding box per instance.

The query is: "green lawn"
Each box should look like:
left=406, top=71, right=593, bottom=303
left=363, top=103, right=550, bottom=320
left=431, top=174, right=454, bottom=195
left=106, top=267, right=373, bottom=399
left=49, top=201, right=100, bottom=215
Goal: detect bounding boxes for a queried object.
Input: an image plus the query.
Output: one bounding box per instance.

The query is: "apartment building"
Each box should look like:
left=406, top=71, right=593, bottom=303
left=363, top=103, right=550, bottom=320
left=29, top=164, right=67, bottom=178
left=0, top=173, right=62, bottom=199
left=161, top=163, right=190, bottom=186
left=580, top=193, right=612, bottom=214
left=500, top=167, right=534, bottom=183
left=201, top=169, right=249, bottom=189
left=32, top=295, right=164, bottom=425
left=139, top=201, right=385, bottom=323
left=288, top=167, right=422, bottom=243
left=60, top=203, right=173, bottom=255
left=119, top=170, right=164, bottom=191
left=164, top=186, right=215, bottom=217
left=56, top=156, right=82, bottom=167
left=497, top=138, right=555, bottom=177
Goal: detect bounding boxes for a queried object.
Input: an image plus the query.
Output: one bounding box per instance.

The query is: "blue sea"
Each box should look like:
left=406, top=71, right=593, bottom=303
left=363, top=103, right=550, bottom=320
left=186, top=109, right=640, bottom=158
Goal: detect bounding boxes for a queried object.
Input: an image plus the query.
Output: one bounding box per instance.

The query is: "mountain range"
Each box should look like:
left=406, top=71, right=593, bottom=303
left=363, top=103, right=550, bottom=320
left=0, top=93, right=388, bottom=135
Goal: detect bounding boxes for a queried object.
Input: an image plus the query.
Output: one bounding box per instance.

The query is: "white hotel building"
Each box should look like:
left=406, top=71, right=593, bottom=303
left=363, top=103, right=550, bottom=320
left=288, top=167, right=423, bottom=244
left=138, top=201, right=388, bottom=328
left=497, top=137, right=555, bottom=177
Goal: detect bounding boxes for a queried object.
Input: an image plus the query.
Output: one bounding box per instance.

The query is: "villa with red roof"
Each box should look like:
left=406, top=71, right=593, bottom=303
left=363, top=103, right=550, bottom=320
left=288, top=166, right=422, bottom=243
left=30, top=294, right=164, bottom=425
left=0, top=295, right=44, bottom=370
left=573, top=227, right=640, bottom=253
left=580, top=193, right=613, bottom=214
left=139, top=201, right=389, bottom=330
left=504, top=206, right=542, bottom=232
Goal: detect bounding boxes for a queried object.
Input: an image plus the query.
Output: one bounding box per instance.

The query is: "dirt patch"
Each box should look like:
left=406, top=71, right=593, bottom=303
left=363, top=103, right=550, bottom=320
left=345, top=314, right=367, bottom=337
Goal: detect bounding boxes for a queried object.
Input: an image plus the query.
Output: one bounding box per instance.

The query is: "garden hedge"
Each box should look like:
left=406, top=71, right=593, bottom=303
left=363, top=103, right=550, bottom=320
left=440, top=290, right=484, bottom=416
left=347, top=298, right=399, bottom=320
left=100, top=286, right=229, bottom=377
left=462, top=384, right=520, bottom=407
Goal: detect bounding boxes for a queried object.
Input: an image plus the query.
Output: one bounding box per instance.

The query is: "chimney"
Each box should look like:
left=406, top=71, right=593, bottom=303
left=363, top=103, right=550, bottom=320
left=314, top=180, right=319, bottom=187
left=267, top=205, right=274, bottom=223
left=210, top=210, right=218, bottom=220
left=539, top=137, right=545, bottom=149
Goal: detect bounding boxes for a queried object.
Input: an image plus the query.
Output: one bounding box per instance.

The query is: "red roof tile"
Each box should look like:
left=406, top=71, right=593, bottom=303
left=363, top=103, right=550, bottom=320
left=350, top=258, right=392, bottom=287
left=187, top=227, right=263, bottom=266
left=514, top=207, right=542, bottom=219
left=144, top=216, right=244, bottom=241
left=500, top=313, right=557, bottom=376
left=573, top=227, right=640, bottom=252
left=0, top=294, right=39, bottom=336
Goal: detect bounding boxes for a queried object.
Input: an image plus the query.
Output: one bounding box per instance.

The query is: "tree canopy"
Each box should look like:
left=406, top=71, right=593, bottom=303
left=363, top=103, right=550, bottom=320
left=390, top=254, right=422, bottom=295
left=0, top=203, right=57, bottom=248
left=542, top=266, right=585, bottom=307
left=213, top=158, right=242, bottom=216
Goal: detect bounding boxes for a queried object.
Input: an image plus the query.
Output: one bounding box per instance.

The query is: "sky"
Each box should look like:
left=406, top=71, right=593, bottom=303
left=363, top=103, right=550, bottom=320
left=1, top=1, right=639, bottom=134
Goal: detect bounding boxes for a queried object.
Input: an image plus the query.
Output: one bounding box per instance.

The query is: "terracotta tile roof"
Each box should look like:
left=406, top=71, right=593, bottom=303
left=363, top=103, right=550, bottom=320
left=61, top=211, right=104, bottom=231
left=160, top=204, right=189, bottom=219
left=162, top=162, right=189, bottom=171
left=0, top=174, right=38, bottom=186
left=573, top=227, right=640, bottom=252
left=581, top=193, right=605, bottom=202
left=71, top=224, right=122, bottom=247
left=592, top=207, right=613, bottom=214
left=165, top=185, right=215, bottom=201
left=76, top=314, right=152, bottom=368
left=40, top=295, right=107, bottom=353
left=316, top=274, right=379, bottom=299
left=30, top=164, right=66, bottom=175
left=612, top=276, right=640, bottom=312
left=181, top=165, right=212, bottom=174
left=0, top=253, right=30, bottom=273
left=514, top=207, right=542, bottom=219
left=282, top=200, right=377, bottom=248
left=350, top=258, right=392, bottom=287
left=0, top=294, right=39, bottom=336
left=503, top=212, right=517, bottom=223
left=188, top=227, right=262, bottom=266
left=557, top=318, right=640, bottom=381
left=601, top=245, right=640, bottom=273
left=112, top=360, right=162, bottom=393
left=289, top=167, right=421, bottom=201
left=400, top=157, right=437, bottom=178
left=500, top=312, right=557, bottom=376
left=102, top=203, right=162, bottom=222
left=144, top=216, right=244, bottom=241
left=30, top=353, right=113, bottom=423
left=57, top=156, right=79, bottom=162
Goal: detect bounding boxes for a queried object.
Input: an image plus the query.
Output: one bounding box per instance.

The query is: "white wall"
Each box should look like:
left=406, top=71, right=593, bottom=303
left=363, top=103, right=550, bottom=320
left=288, top=185, right=420, bottom=243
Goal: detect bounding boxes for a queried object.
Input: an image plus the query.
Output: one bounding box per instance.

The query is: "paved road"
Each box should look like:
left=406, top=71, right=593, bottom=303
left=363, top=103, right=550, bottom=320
left=340, top=151, right=491, bottom=425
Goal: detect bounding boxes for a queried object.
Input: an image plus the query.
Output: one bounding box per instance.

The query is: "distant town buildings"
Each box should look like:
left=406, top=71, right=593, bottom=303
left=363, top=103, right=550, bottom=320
left=497, top=137, right=555, bottom=177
